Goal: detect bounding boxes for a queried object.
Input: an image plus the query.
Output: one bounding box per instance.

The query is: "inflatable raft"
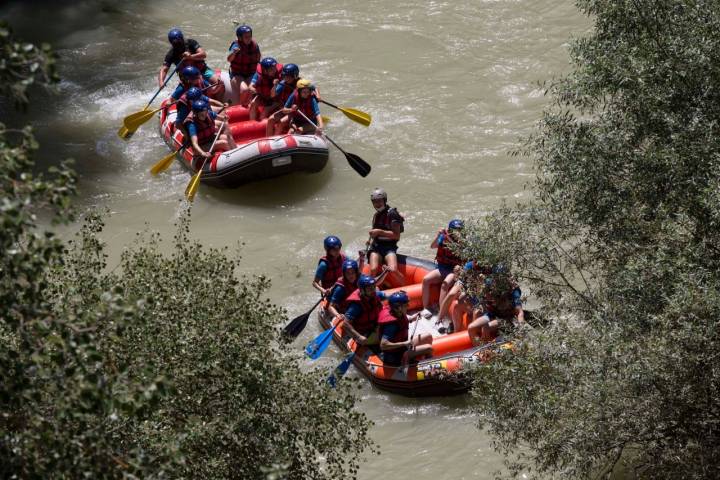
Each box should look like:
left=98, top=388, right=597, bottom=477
left=158, top=72, right=329, bottom=188
left=318, top=254, right=514, bottom=397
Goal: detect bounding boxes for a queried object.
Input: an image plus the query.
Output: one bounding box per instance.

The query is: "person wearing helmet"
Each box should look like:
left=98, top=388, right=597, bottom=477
left=312, top=235, right=347, bottom=296
left=183, top=100, right=236, bottom=164
left=340, top=274, right=386, bottom=347
left=378, top=291, right=433, bottom=366
left=174, top=86, right=226, bottom=129
left=266, top=63, right=300, bottom=136
left=326, top=259, right=360, bottom=318
left=465, top=264, right=525, bottom=342
left=227, top=25, right=261, bottom=106
left=278, top=78, right=324, bottom=135
left=160, top=28, right=220, bottom=93
left=248, top=57, right=284, bottom=121
left=420, top=219, right=466, bottom=320
left=367, top=187, right=405, bottom=286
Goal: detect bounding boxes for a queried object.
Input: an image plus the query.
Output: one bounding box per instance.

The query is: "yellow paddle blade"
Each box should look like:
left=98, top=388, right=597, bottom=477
left=150, top=149, right=178, bottom=176
left=123, top=106, right=159, bottom=131
left=185, top=170, right=203, bottom=202
left=117, top=125, right=131, bottom=139
left=339, top=107, right=371, bottom=127
left=321, top=115, right=331, bottom=124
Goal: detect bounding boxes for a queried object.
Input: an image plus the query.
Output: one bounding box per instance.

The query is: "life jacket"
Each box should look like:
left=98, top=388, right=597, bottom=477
left=331, top=275, right=358, bottom=313
left=184, top=111, right=216, bottom=145
left=276, top=79, right=296, bottom=105
left=346, top=289, right=383, bottom=336
left=253, top=63, right=283, bottom=101
left=435, top=229, right=462, bottom=267
left=482, top=276, right=521, bottom=317
left=229, top=40, right=261, bottom=77
left=377, top=305, right=409, bottom=343
left=318, top=253, right=346, bottom=289
left=372, top=206, right=405, bottom=246
left=288, top=90, right=317, bottom=122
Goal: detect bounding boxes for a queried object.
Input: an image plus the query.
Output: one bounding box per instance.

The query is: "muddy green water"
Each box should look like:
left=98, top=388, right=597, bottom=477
left=2, top=1, right=585, bottom=477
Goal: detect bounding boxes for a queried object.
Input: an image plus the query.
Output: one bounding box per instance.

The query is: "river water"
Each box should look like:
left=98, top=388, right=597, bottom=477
left=3, top=0, right=585, bottom=477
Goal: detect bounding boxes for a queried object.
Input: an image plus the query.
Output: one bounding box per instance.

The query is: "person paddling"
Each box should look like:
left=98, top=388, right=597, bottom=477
left=160, top=28, right=221, bottom=98
left=266, top=63, right=300, bottom=136
left=184, top=100, right=236, bottom=165
left=326, top=259, right=361, bottom=318
left=279, top=79, right=324, bottom=135
left=420, top=219, right=465, bottom=319
left=340, top=275, right=385, bottom=348
left=367, top=187, right=405, bottom=286
left=227, top=24, right=261, bottom=106
left=379, top=291, right=433, bottom=366
left=312, top=236, right=347, bottom=297
left=248, top=57, right=284, bottom=121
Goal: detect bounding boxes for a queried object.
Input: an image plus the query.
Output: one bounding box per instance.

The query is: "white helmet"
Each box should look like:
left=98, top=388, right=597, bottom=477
left=370, top=187, right=387, bottom=201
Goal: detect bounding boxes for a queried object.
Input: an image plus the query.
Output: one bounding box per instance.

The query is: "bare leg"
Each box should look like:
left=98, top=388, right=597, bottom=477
left=421, top=269, right=442, bottom=310
left=405, top=334, right=433, bottom=363
left=230, top=76, right=242, bottom=105
left=438, top=273, right=456, bottom=309
left=439, top=281, right=462, bottom=321
left=467, top=313, right=491, bottom=342
left=248, top=96, right=260, bottom=121
left=384, top=252, right=404, bottom=286
left=239, top=80, right=252, bottom=107
left=369, top=252, right=382, bottom=276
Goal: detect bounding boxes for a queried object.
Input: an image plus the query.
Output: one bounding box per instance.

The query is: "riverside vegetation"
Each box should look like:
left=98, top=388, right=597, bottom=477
left=0, top=21, right=372, bottom=479
left=462, top=1, right=720, bottom=479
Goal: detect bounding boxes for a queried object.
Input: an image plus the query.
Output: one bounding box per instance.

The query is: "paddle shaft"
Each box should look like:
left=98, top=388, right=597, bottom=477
left=296, top=109, right=347, bottom=153
left=148, top=61, right=182, bottom=109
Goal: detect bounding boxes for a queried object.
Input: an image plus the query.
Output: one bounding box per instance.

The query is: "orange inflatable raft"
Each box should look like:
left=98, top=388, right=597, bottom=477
left=158, top=76, right=329, bottom=188
left=318, top=254, right=513, bottom=397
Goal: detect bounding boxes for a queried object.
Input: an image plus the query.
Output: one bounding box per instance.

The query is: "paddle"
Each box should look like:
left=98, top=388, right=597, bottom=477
left=327, top=351, right=356, bottom=388
left=319, top=99, right=371, bottom=127
left=295, top=110, right=371, bottom=178
left=305, top=319, right=340, bottom=360
left=118, top=62, right=182, bottom=139
left=184, top=119, right=227, bottom=202
left=283, top=297, right=323, bottom=339
left=124, top=83, right=219, bottom=133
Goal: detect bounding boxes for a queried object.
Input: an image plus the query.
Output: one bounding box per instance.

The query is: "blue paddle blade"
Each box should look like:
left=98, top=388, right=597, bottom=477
left=304, top=323, right=337, bottom=360
left=327, top=352, right=356, bottom=388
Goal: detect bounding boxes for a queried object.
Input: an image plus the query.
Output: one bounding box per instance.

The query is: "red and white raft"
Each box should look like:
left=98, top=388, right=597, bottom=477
left=158, top=96, right=329, bottom=188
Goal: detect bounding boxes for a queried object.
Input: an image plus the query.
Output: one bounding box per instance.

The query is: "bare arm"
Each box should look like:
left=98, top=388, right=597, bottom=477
left=158, top=64, right=170, bottom=88
left=430, top=229, right=443, bottom=249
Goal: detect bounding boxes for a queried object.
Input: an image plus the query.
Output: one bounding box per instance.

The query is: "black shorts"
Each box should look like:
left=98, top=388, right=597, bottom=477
left=369, top=242, right=398, bottom=258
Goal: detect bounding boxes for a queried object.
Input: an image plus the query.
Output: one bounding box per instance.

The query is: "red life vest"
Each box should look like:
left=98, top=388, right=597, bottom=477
left=276, top=79, right=296, bottom=105
left=377, top=305, right=409, bottom=343
left=346, top=289, right=383, bottom=336
left=331, top=276, right=358, bottom=313
left=319, top=253, right=346, bottom=289
left=288, top=91, right=317, bottom=122
left=253, top=63, right=283, bottom=101
left=184, top=111, right=216, bottom=145
left=229, top=40, right=261, bottom=76
left=435, top=229, right=462, bottom=267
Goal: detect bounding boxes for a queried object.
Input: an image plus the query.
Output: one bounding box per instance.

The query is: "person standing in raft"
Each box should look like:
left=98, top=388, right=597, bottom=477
left=160, top=28, right=222, bottom=99
left=279, top=79, right=324, bottom=135
left=248, top=57, right=284, bottom=121
left=368, top=187, right=405, bottom=286
left=265, top=63, right=300, bottom=136
left=379, top=291, right=433, bottom=366
left=466, top=264, right=525, bottom=342
left=227, top=24, right=261, bottom=106
left=312, top=236, right=347, bottom=297
left=420, top=219, right=465, bottom=320
left=184, top=100, right=236, bottom=165
left=340, top=274, right=385, bottom=348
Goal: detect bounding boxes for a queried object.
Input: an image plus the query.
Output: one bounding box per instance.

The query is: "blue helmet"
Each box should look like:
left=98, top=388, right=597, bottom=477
left=181, top=66, right=200, bottom=79
left=323, top=235, right=342, bottom=250
left=358, top=275, right=376, bottom=289
left=186, top=87, right=203, bottom=101
left=388, top=290, right=409, bottom=306
left=282, top=63, right=300, bottom=77
left=168, top=28, right=184, bottom=43
left=236, top=25, right=252, bottom=36
left=260, top=57, right=277, bottom=70
left=342, top=259, right=359, bottom=273
left=448, top=219, right=464, bottom=230
left=191, top=99, right=209, bottom=111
